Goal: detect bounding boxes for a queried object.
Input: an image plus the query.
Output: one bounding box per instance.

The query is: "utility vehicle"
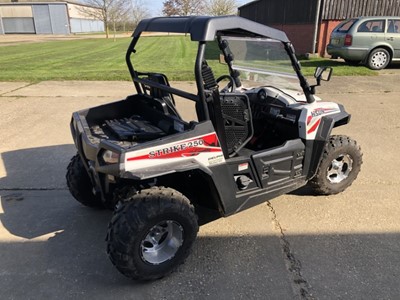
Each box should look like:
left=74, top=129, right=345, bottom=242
left=67, top=16, right=362, bottom=280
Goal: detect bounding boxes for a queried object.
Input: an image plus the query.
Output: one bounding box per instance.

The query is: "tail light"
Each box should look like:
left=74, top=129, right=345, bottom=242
left=344, top=34, right=352, bottom=46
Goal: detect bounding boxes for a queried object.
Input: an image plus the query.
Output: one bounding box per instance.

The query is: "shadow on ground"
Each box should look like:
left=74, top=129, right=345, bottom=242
left=0, top=190, right=294, bottom=299
left=0, top=145, right=76, bottom=189
left=0, top=145, right=293, bottom=298
left=1, top=189, right=400, bottom=299
left=1, top=146, right=400, bottom=299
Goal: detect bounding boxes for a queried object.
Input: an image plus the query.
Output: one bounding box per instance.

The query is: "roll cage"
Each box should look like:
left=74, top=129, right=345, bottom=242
left=125, top=16, right=317, bottom=122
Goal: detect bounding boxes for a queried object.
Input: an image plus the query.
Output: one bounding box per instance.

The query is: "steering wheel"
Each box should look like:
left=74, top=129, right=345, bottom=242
left=216, top=75, right=235, bottom=93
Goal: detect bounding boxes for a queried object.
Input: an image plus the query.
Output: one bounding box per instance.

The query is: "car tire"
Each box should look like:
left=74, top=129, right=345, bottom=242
left=309, top=135, right=363, bottom=195
left=367, top=48, right=390, bottom=70
left=344, top=59, right=361, bottom=66
left=106, top=186, right=199, bottom=280
left=66, top=154, right=104, bottom=208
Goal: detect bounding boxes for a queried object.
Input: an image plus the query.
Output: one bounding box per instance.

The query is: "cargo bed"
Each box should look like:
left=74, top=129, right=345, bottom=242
left=70, top=95, right=192, bottom=160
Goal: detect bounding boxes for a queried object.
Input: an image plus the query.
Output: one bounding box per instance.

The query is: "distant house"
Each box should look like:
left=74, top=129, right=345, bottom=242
left=0, top=0, right=104, bottom=35
left=239, top=0, right=400, bottom=56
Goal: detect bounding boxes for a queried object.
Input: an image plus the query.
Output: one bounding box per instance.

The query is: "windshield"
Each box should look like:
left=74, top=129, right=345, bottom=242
left=221, top=37, right=301, bottom=92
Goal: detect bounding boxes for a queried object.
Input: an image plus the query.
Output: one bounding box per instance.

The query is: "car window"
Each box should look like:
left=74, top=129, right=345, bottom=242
left=387, top=19, right=400, bottom=33
left=336, top=19, right=357, bottom=32
left=357, top=21, right=371, bottom=32
left=357, top=20, right=385, bottom=33
left=371, top=20, right=385, bottom=32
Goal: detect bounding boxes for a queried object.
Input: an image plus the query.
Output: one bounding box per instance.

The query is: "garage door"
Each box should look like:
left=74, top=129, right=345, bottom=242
left=49, top=4, right=69, bottom=34
left=32, top=5, right=52, bottom=34
left=2, top=17, right=35, bottom=33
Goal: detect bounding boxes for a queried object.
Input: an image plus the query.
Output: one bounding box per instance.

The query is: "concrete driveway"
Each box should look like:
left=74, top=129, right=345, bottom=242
left=1, top=76, right=400, bottom=299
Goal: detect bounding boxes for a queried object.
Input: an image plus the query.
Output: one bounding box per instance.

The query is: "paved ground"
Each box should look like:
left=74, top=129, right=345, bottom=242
left=0, top=75, right=400, bottom=299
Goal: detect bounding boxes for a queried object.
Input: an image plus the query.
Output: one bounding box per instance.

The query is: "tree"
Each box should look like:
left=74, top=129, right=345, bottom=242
left=79, top=0, right=131, bottom=38
left=131, top=0, right=150, bottom=29
left=206, top=0, right=238, bottom=16
left=162, top=0, right=205, bottom=16
left=109, top=0, right=133, bottom=40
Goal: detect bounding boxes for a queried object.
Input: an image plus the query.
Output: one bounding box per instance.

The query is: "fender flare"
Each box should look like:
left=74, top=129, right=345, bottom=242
left=305, top=106, right=351, bottom=179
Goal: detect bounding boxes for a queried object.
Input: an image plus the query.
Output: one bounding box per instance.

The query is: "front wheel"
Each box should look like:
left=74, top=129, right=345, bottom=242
left=367, top=48, right=390, bottom=70
left=106, top=187, right=198, bottom=280
left=309, top=135, right=363, bottom=195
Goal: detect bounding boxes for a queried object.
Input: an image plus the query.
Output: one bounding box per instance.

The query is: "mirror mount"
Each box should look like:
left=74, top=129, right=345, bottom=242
left=310, top=66, right=333, bottom=94
left=217, top=37, right=242, bottom=88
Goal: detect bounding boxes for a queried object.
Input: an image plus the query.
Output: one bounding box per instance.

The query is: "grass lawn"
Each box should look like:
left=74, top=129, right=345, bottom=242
left=0, top=38, right=132, bottom=81
left=0, top=36, right=376, bottom=82
left=299, top=58, right=377, bottom=76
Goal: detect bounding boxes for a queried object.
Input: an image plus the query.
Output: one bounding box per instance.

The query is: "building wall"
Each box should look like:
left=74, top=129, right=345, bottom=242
left=67, top=3, right=104, bottom=33
left=70, top=18, right=104, bottom=33
left=0, top=5, right=32, bottom=17
left=270, top=23, right=315, bottom=55
left=67, top=3, right=101, bottom=20
left=239, top=0, right=319, bottom=54
left=0, top=2, right=104, bottom=34
left=239, top=0, right=400, bottom=56
left=239, top=0, right=318, bottom=25
left=317, top=20, right=341, bottom=56
left=0, top=4, right=35, bottom=33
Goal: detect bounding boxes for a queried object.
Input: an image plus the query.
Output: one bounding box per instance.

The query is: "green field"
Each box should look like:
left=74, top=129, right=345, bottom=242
left=0, top=36, right=376, bottom=82
left=0, top=38, right=132, bottom=81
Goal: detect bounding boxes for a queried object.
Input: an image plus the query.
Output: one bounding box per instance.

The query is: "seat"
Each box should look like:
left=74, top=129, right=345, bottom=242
left=388, top=22, right=395, bottom=33
left=146, top=73, right=181, bottom=118
left=358, top=23, right=369, bottom=32
left=372, top=26, right=381, bottom=32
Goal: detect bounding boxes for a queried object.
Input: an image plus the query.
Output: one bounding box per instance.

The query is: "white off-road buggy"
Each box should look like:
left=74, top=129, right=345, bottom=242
left=67, top=16, right=362, bottom=280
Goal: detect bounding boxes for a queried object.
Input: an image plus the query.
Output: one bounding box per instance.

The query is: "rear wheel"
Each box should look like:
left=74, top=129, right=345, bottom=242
left=66, top=154, right=103, bottom=208
left=106, top=186, right=198, bottom=280
left=309, top=135, right=362, bottom=195
left=367, top=48, right=390, bottom=70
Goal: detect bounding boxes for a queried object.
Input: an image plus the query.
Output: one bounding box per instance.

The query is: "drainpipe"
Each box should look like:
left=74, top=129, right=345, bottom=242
left=0, top=9, right=4, bottom=35
left=312, top=0, right=322, bottom=54
left=65, top=3, right=72, bottom=35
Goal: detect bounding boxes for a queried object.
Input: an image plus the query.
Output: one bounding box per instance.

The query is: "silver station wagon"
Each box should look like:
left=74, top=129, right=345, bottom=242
left=327, top=16, right=400, bottom=70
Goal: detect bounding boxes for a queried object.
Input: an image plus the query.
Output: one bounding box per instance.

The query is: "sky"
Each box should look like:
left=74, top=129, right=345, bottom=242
left=147, top=0, right=251, bottom=17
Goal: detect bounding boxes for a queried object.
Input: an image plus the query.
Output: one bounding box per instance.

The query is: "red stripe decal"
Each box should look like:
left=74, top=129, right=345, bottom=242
left=307, top=119, right=321, bottom=134
left=127, top=133, right=222, bottom=161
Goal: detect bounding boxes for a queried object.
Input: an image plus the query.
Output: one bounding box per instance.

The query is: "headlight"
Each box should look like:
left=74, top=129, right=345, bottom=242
left=102, top=150, right=119, bottom=164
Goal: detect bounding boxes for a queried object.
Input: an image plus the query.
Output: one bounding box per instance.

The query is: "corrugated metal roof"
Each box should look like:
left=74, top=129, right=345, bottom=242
left=238, top=0, right=400, bottom=22
left=322, top=0, right=400, bottom=20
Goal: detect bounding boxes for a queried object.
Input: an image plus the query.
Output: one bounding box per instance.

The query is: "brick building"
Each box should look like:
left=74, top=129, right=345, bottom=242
left=239, top=0, right=400, bottom=56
